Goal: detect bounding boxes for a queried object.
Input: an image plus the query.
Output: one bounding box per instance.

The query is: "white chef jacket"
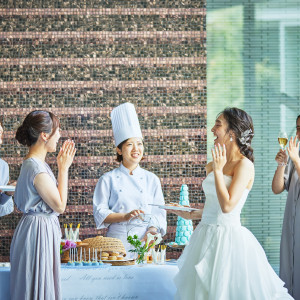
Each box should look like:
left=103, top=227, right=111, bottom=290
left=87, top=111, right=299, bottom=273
left=0, top=158, right=13, bottom=217
left=93, top=163, right=166, bottom=256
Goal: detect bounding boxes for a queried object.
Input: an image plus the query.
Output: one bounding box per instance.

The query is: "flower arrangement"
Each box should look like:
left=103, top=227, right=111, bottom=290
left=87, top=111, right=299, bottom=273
left=60, top=239, right=76, bottom=255
left=127, top=233, right=163, bottom=264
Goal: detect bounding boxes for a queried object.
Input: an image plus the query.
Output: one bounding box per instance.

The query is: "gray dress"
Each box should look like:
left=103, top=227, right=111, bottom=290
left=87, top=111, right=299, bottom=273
left=281, top=156, right=300, bottom=299
left=10, top=158, right=61, bottom=300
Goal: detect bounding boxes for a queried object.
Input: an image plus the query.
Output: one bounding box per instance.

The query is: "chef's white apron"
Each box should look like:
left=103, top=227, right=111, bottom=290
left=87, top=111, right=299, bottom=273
left=107, top=222, right=148, bottom=259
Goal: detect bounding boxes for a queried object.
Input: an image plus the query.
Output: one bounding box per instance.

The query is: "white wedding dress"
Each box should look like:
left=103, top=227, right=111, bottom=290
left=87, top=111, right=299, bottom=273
left=174, top=172, right=293, bottom=300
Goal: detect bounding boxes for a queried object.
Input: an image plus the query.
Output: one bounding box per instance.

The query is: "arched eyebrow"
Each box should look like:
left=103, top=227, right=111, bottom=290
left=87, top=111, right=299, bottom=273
left=215, top=119, right=222, bottom=124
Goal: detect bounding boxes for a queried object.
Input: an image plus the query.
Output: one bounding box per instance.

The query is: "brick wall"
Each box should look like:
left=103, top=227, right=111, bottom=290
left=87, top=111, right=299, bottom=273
left=0, top=0, right=206, bottom=261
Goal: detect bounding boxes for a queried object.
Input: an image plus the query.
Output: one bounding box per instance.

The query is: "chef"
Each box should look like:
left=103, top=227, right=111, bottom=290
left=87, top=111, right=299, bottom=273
left=93, top=103, right=166, bottom=257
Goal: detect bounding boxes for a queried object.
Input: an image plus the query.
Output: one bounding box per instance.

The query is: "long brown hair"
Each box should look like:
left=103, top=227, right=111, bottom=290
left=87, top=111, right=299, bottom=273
left=220, top=107, right=254, bottom=162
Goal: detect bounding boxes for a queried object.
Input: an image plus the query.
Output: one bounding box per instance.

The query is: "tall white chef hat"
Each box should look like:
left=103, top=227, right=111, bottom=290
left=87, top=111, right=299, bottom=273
left=111, top=102, right=143, bottom=146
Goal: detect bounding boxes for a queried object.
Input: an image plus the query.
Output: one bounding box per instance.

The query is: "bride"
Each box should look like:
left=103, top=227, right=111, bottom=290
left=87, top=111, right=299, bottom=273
left=170, top=108, right=293, bottom=300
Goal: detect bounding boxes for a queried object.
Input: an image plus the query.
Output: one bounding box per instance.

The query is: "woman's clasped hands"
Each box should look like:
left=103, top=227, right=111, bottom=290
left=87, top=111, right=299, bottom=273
left=212, top=143, right=227, bottom=172
left=57, top=139, right=76, bottom=170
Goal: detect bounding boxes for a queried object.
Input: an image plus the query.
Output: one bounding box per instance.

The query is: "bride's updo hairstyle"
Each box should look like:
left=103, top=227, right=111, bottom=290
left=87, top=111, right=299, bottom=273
left=220, top=107, right=254, bottom=162
left=16, top=110, right=60, bottom=147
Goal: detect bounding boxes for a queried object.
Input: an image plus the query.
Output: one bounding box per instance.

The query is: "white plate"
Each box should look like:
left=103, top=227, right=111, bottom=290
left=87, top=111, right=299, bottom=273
left=102, top=259, right=132, bottom=262
left=149, top=203, right=200, bottom=212
left=166, top=243, right=186, bottom=250
left=0, top=185, right=15, bottom=192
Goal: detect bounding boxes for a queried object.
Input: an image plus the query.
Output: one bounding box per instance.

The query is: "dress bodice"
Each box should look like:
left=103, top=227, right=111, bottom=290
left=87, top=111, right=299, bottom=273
left=201, top=172, right=249, bottom=226
left=14, top=158, right=58, bottom=215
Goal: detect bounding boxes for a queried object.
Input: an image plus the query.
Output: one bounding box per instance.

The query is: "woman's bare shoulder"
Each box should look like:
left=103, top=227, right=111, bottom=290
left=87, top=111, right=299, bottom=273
left=234, top=157, right=255, bottom=177
left=239, top=157, right=254, bottom=168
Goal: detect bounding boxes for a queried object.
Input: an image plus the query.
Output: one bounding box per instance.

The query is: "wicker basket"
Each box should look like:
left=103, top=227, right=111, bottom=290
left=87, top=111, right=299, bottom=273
left=81, top=236, right=127, bottom=257
left=61, top=250, right=70, bottom=263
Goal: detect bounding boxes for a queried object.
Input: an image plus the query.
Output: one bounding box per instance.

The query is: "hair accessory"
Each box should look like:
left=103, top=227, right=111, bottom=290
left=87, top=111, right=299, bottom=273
left=239, top=129, right=253, bottom=146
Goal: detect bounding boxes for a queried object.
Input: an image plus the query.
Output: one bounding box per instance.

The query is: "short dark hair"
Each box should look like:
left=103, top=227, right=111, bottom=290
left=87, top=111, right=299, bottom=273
left=16, top=110, right=60, bottom=146
left=116, top=139, right=128, bottom=162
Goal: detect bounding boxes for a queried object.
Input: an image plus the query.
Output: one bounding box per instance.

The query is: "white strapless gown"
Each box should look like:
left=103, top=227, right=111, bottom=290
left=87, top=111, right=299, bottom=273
left=174, top=172, right=293, bottom=300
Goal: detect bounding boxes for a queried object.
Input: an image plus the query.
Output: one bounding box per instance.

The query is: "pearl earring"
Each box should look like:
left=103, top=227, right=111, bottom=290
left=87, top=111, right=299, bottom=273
left=230, top=136, right=233, bottom=142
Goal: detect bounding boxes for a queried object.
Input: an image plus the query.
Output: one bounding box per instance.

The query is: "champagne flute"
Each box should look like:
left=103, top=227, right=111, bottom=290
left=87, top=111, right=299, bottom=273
left=278, top=131, right=288, bottom=150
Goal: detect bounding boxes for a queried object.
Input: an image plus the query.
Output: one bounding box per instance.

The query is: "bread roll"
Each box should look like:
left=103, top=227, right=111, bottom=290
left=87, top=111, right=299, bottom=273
left=108, top=256, right=117, bottom=260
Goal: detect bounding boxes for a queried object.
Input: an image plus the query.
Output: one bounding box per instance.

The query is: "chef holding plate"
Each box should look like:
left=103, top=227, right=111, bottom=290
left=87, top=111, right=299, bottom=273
left=93, top=103, right=166, bottom=257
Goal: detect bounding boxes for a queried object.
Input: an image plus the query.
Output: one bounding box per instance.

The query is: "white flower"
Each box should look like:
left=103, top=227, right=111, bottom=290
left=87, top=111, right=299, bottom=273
left=152, top=233, right=162, bottom=246
left=239, top=129, right=253, bottom=146
left=145, top=232, right=155, bottom=247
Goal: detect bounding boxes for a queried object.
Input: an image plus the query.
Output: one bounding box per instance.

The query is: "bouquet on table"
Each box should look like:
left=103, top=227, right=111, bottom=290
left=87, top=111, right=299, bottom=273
left=127, top=232, right=162, bottom=264
left=60, top=239, right=77, bottom=255
left=60, top=224, right=80, bottom=262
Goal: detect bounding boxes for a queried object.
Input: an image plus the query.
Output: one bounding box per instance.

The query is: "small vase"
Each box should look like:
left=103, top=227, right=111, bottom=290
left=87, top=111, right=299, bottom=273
left=136, top=253, right=147, bottom=266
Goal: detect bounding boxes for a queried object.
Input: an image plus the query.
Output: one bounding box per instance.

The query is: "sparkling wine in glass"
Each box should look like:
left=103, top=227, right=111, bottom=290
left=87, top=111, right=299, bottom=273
left=278, top=131, right=288, bottom=149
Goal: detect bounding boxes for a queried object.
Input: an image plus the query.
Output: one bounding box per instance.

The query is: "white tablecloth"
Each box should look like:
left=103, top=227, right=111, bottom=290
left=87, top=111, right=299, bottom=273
left=0, top=263, right=178, bottom=300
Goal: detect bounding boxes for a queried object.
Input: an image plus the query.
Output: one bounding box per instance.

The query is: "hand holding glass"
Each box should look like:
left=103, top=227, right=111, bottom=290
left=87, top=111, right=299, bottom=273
left=278, top=131, right=288, bottom=149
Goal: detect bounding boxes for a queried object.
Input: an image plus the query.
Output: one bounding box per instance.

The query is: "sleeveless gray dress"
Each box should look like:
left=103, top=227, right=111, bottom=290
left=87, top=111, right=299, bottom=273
left=10, top=158, right=62, bottom=300
left=280, top=156, right=300, bottom=298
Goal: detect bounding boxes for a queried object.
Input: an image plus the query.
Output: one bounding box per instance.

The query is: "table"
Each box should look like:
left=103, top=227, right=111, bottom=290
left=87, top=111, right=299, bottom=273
left=0, top=262, right=179, bottom=300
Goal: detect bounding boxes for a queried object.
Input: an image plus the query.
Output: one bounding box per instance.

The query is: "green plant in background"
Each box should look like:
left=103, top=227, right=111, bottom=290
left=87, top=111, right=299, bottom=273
left=207, top=5, right=244, bottom=157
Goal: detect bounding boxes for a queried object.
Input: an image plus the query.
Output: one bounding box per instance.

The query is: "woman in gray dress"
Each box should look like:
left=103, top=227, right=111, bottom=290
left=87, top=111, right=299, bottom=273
left=272, top=115, right=300, bottom=299
left=10, top=110, right=76, bottom=300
